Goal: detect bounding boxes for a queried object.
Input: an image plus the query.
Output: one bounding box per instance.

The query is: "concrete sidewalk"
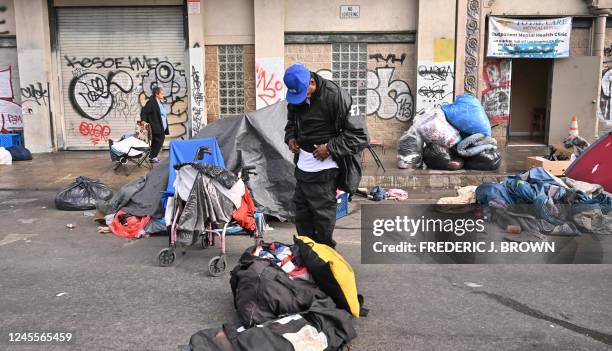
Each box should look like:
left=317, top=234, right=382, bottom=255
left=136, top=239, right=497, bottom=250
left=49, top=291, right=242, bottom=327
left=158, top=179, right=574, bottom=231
left=0, top=144, right=543, bottom=192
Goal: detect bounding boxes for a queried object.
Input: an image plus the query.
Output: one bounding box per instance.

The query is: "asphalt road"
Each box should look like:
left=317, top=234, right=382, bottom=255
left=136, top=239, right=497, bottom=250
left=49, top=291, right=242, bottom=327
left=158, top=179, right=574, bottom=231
left=1, top=190, right=612, bottom=351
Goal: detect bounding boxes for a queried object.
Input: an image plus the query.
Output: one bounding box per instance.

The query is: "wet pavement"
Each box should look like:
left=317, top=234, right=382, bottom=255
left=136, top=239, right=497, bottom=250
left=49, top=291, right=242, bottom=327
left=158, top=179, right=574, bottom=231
left=0, top=144, right=545, bottom=192
left=1, top=190, right=612, bottom=350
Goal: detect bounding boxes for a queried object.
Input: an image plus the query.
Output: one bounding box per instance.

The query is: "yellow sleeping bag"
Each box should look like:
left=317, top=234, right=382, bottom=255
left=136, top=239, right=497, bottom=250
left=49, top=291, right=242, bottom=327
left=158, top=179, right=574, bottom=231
left=294, top=236, right=363, bottom=318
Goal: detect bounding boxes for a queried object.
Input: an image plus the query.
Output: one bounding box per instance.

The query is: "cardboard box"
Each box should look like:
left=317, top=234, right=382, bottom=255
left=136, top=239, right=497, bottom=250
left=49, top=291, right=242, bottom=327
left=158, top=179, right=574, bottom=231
left=525, top=156, right=572, bottom=176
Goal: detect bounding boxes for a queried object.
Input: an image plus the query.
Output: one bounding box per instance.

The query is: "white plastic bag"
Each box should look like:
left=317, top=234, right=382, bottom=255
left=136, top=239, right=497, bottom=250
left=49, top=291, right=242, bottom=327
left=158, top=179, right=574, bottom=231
left=413, top=108, right=461, bottom=148
left=0, top=147, right=12, bottom=165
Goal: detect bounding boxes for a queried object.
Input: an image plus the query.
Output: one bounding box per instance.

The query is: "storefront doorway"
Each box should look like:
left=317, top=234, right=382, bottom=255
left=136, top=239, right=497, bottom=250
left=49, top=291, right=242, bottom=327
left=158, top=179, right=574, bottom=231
left=508, top=59, right=552, bottom=145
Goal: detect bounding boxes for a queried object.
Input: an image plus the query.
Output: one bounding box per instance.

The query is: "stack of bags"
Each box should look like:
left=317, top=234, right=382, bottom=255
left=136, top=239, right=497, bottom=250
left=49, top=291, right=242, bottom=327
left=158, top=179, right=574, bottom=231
left=397, top=94, right=501, bottom=171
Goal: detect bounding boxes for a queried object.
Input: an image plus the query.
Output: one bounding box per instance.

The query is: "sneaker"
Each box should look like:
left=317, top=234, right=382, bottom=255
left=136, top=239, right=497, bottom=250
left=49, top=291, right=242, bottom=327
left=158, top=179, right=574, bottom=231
left=149, top=157, right=161, bottom=163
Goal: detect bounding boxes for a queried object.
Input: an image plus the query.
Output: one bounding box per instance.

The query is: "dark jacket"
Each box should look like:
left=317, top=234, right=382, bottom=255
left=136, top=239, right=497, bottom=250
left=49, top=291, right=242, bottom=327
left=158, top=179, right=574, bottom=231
left=284, top=72, right=369, bottom=194
left=140, top=98, right=169, bottom=135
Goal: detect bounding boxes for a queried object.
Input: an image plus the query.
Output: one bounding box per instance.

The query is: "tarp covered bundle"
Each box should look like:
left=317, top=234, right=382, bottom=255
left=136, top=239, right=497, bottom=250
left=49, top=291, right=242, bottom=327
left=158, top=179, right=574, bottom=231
left=120, top=102, right=296, bottom=221
left=476, top=167, right=612, bottom=236
left=565, top=132, right=612, bottom=194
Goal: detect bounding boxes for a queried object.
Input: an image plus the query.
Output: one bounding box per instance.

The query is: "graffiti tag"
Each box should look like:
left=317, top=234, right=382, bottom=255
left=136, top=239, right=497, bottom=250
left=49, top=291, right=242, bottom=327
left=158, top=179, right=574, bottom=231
left=79, top=121, right=111, bottom=146
left=69, top=71, right=134, bottom=121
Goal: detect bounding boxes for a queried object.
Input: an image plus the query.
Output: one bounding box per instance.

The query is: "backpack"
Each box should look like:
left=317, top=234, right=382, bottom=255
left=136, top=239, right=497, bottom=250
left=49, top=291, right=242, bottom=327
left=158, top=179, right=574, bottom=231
left=293, top=236, right=367, bottom=318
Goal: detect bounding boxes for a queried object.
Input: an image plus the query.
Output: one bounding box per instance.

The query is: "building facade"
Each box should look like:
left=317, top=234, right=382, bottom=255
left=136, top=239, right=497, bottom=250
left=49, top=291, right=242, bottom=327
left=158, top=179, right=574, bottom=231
left=0, top=0, right=611, bottom=153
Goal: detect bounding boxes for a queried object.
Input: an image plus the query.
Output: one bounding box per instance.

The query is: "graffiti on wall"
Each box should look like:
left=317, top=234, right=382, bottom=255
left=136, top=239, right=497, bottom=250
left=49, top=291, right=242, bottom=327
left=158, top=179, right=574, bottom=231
left=21, top=82, right=50, bottom=108
left=255, top=57, right=285, bottom=109
left=0, top=66, right=22, bottom=132
left=368, top=53, right=407, bottom=66
left=599, top=47, right=612, bottom=121
left=79, top=121, right=111, bottom=146
left=416, top=63, right=454, bottom=113
left=69, top=71, right=134, bottom=121
left=416, top=39, right=456, bottom=113
left=141, top=61, right=186, bottom=105
left=316, top=57, right=414, bottom=122
left=366, top=67, right=414, bottom=122
left=189, top=47, right=205, bottom=135
left=64, top=55, right=189, bottom=145
left=481, top=59, right=512, bottom=124
left=65, top=55, right=160, bottom=72
left=600, top=68, right=612, bottom=121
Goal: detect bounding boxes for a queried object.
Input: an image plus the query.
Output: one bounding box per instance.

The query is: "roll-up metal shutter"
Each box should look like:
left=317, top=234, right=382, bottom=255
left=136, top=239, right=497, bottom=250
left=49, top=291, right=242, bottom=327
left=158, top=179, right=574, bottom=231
left=57, top=7, right=186, bottom=149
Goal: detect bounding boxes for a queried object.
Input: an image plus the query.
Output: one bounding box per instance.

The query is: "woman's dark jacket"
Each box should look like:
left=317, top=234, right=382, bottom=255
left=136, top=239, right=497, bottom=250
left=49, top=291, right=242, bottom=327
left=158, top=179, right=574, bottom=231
left=140, top=98, right=169, bottom=135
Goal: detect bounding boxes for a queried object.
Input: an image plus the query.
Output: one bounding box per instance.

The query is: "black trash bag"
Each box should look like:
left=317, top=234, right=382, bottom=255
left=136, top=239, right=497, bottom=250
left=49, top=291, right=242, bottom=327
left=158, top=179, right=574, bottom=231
left=55, top=176, right=114, bottom=211
left=423, top=144, right=464, bottom=171
left=397, top=125, right=423, bottom=169
left=6, top=145, right=32, bottom=161
left=464, top=149, right=501, bottom=170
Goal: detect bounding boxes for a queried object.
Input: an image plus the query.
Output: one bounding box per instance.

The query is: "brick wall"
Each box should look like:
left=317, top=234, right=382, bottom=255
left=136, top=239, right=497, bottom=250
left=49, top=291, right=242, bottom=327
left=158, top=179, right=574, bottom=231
left=285, top=42, right=416, bottom=147
left=205, top=45, right=220, bottom=123
left=285, top=44, right=332, bottom=72
left=205, top=45, right=255, bottom=123
left=244, top=45, right=256, bottom=112
left=366, top=43, right=416, bottom=147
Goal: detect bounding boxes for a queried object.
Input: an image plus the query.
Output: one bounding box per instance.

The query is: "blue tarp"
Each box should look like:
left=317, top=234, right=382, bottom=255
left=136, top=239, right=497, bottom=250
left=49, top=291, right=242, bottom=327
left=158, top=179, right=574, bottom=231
left=164, top=138, right=225, bottom=201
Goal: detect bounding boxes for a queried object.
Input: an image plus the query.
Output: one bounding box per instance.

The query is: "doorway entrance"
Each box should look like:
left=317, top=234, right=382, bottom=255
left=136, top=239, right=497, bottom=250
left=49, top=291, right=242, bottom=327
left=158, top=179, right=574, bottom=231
left=508, top=59, right=552, bottom=145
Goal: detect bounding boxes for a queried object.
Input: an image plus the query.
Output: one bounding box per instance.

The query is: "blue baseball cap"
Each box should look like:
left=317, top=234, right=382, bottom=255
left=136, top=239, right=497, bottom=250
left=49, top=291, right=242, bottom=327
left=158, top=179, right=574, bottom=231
left=284, top=63, right=311, bottom=104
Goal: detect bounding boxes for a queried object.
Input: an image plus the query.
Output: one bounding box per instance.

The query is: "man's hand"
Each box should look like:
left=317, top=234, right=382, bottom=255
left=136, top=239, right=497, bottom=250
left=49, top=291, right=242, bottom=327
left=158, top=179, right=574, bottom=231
left=313, top=144, right=330, bottom=161
left=288, top=138, right=300, bottom=154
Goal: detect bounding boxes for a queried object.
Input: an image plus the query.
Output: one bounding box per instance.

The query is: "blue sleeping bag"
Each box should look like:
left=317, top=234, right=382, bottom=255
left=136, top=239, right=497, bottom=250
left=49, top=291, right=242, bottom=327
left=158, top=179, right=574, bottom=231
left=441, top=94, right=491, bottom=136
left=6, top=145, right=32, bottom=161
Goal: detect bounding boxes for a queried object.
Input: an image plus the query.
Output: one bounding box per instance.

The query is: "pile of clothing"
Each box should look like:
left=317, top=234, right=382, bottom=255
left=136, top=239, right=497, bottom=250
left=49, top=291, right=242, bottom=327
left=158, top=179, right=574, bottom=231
left=476, top=167, right=612, bottom=240
left=94, top=176, right=167, bottom=239
left=187, top=236, right=366, bottom=351
left=398, top=93, right=501, bottom=171
left=366, top=186, right=408, bottom=201
left=169, top=162, right=255, bottom=245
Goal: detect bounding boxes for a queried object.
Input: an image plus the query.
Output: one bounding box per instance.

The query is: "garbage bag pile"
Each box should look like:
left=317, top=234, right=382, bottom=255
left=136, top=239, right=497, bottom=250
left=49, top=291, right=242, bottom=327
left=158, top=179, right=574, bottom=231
left=55, top=176, right=114, bottom=211
left=476, top=167, right=612, bottom=238
left=397, top=93, right=501, bottom=171
left=187, top=236, right=366, bottom=351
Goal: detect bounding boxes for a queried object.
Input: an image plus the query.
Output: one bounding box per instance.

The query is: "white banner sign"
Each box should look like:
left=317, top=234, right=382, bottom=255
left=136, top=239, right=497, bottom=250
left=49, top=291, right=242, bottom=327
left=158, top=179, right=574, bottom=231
left=487, top=17, right=572, bottom=58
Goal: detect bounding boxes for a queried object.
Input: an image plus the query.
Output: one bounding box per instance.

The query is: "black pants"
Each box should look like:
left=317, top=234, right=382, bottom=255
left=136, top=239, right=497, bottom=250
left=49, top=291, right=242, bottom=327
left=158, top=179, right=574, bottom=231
left=150, top=133, right=165, bottom=158
left=293, top=168, right=338, bottom=247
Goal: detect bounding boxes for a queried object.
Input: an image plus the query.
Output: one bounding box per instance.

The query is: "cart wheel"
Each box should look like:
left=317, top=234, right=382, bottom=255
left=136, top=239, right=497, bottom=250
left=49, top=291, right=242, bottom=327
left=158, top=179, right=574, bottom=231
left=208, top=255, right=226, bottom=277
left=158, top=248, right=176, bottom=267
left=201, top=235, right=209, bottom=249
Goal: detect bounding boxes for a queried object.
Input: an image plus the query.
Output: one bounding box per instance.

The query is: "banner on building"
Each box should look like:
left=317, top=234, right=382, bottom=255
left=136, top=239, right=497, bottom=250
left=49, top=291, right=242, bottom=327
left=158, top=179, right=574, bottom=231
left=487, top=17, right=572, bottom=58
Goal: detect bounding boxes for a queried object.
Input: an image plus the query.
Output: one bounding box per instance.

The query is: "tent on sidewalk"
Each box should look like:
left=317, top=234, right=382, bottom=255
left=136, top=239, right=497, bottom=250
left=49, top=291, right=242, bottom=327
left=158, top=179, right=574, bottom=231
left=121, top=102, right=296, bottom=221
left=565, top=131, right=612, bottom=193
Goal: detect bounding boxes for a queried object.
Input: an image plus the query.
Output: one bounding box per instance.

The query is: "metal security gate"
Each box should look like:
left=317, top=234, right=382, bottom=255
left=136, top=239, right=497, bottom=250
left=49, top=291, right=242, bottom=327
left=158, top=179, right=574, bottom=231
left=57, top=6, right=186, bottom=149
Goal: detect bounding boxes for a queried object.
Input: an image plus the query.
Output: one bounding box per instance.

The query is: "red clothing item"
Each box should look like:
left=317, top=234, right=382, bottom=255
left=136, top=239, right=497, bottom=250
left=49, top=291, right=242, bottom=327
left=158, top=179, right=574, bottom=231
left=232, top=188, right=256, bottom=232
left=109, top=211, right=150, bottom=239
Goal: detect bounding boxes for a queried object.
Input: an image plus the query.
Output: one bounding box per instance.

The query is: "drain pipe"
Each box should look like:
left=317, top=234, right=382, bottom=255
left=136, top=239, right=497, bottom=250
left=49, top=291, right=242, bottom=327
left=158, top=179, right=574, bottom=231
left=593, top=15, right=607, bottom=58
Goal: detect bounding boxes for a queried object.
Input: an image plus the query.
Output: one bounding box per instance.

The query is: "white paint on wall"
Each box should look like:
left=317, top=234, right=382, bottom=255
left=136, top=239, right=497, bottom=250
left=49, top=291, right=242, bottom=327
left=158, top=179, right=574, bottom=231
left=416, top=61, right=454, bottom=113
left=255, top=57, right=285, bottom=109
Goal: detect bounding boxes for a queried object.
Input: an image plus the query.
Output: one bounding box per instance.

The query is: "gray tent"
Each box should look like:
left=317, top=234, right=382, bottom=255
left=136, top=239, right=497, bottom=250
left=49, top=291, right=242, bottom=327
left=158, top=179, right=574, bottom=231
left=121, top=102, right=296, bottom=221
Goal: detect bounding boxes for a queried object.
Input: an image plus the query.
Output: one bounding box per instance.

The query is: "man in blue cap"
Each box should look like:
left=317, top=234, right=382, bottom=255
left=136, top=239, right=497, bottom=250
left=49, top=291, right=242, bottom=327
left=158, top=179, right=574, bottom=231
left=284, top=63, right=368, bottom=248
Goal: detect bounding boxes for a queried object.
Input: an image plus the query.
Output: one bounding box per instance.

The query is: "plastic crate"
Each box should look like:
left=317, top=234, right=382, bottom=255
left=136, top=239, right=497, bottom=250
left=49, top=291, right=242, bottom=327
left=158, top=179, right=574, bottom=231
left=0, top=133, right=21, bottom=148
left=336, top=191, right=349, bottom=219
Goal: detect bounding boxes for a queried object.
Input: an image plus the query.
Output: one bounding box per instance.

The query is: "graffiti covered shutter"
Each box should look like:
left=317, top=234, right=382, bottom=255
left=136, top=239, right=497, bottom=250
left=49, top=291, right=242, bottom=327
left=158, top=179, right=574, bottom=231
left=57, top=7, right=186, bottom=149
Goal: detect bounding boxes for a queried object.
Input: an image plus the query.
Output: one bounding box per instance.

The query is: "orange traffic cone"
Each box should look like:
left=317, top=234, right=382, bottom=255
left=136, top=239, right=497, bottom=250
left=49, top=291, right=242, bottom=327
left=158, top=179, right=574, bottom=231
left=568, top=115, right=579, bottom=138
